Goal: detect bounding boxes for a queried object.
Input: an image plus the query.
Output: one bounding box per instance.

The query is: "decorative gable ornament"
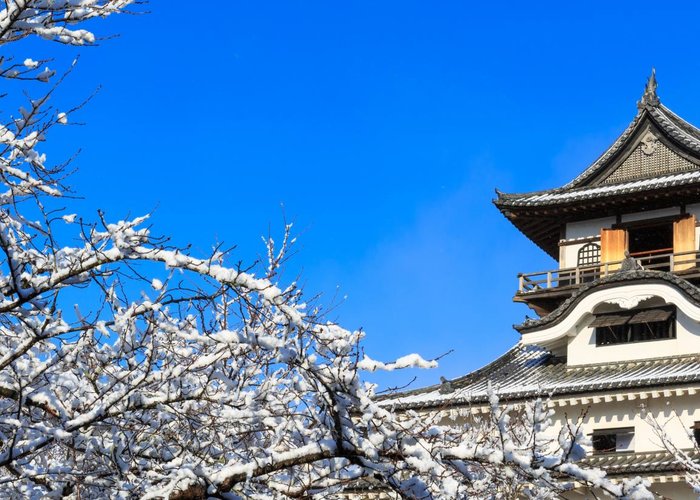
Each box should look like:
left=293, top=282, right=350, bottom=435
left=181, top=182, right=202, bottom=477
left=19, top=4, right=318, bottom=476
left=640, top=131, right=658, bottom=155
left=603, top=295, right=654, bottom=310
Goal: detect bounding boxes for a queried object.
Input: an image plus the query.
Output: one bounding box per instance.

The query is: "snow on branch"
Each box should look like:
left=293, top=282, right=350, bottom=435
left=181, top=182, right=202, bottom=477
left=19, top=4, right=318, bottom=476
left=647, top=411, right=700, bottom=495
left=0, top=3, right=659, bottom=499
left=0, top=1, right=137, bottom=47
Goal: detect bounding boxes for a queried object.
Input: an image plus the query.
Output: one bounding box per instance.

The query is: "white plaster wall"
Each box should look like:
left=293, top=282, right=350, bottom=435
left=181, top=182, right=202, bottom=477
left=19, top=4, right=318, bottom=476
left=549, top=395, right=699, bottom=454
left=565, top=217, right=616, bottom=240
left=567, top=309, right=700, bottom=366
left=442, top=394, right=700, bottom=457
left=552, top=394, right=700, bottom=498
left=620, top=207, right=680, bottom=223
left=443, top=393, right=700, bottom=498
left=559, top=206, right=700, bottom=270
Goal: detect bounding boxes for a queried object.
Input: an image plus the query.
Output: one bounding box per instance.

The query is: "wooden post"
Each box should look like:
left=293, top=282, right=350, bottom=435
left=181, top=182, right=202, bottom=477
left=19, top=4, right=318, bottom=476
left=546, top=271, right=552, bottom=288
left=518, top=274, right=524, bottom=292
left=575, top=267, right=580, bottom=285
left=669, top=253, right=675, bottom=272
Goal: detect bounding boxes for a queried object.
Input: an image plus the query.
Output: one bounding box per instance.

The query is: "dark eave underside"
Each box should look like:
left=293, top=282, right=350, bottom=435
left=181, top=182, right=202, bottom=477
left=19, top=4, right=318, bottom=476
left=496, top=182, right=700, bottom=259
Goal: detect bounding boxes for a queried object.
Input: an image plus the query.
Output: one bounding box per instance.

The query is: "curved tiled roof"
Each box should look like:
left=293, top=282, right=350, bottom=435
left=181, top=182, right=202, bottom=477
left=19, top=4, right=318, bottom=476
left=382, top=343, right=700, bottom=410
left=583, top=451, right=695, bottom=477
left=499, top=170, right=700, bottom=207
left=382, top=271, right=700, bottom=411
left=565, top=104, right=700, bottom=190
left=516, top=271, right=700, bottom=333
left=495, top=97, right=700, bottom=209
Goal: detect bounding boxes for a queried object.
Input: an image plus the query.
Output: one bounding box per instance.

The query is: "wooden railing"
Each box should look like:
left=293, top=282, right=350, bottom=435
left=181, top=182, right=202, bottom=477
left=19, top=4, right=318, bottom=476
left=517, top=250, right=700, bottom=293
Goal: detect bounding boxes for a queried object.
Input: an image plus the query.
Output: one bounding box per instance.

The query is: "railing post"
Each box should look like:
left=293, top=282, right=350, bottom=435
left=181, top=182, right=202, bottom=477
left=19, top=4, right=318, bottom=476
left=547, top=271, right=552, bottom=288
left=604, top=263, right=609, bottom=277
left=518, top=274, right=524, bottom=292
left=669, top=254, right=674, bottom=272
left=575, top=267, right=580, bottom=285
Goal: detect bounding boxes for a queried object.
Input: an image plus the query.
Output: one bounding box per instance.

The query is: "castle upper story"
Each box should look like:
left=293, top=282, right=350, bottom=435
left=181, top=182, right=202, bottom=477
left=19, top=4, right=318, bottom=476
left=495, top=70, right=700, bottom=317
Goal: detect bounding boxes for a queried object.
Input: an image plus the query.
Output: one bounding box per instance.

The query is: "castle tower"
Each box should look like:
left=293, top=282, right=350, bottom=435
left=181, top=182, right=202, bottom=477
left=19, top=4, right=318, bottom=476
left=390, top=72, right=700, bottom=498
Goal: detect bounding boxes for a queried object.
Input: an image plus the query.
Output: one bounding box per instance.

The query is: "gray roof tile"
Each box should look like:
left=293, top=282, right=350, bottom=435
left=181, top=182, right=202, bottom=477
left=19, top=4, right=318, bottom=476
left=583, top=451, right=695, bottom=476
left=383, top=343, right=700, bottom=410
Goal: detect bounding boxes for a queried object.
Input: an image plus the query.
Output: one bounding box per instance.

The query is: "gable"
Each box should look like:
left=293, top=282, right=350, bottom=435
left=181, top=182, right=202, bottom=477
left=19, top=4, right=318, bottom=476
left=599, top=131, right=699, bottom=184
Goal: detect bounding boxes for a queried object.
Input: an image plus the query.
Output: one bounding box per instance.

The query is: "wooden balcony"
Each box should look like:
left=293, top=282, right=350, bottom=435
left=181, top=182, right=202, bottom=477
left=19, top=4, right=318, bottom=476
left=517, top=249, right=700, bottom=294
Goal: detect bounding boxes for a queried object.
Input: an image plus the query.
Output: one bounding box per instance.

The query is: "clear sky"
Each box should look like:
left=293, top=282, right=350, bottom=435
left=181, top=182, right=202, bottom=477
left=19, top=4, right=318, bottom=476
left=14, top=1, right=700, bottom=389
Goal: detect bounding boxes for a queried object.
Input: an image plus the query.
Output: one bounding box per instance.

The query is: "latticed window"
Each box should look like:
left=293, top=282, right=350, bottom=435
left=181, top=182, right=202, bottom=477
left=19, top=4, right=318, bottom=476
left=578, top=243, right=601, bottom=266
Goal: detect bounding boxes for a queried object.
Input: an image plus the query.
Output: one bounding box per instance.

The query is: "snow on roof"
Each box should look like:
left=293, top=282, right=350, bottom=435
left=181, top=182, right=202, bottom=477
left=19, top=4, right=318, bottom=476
left=513, top=170, right=700, bottom=206
left=584, top=450, right=699, bottom=476
left=382, top=343, right=700, bottom=410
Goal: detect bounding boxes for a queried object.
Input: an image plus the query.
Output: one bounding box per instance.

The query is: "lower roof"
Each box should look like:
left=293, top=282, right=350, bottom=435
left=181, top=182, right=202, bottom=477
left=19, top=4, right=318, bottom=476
left=583, top=451, right=695, bottom=477
left=382, top=343, right=700, bottom=410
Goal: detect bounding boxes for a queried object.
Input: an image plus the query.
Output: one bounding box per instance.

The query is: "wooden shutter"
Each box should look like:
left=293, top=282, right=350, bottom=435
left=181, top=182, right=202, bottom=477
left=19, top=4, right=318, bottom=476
left=600, top=228, right=627, bottom=272
left=673, top=214, right=696, bottom=271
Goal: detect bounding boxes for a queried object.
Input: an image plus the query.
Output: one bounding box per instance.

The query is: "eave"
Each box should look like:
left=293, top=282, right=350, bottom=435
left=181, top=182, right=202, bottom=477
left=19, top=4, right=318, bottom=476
left=495, top=181, right=700, bottom=259
left=380, top=339, right=700, bottom=412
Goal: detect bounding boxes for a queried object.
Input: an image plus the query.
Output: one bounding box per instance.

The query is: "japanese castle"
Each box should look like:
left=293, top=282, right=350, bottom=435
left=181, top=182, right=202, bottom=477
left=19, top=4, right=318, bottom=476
left=390, top=72, right=700, bottom=498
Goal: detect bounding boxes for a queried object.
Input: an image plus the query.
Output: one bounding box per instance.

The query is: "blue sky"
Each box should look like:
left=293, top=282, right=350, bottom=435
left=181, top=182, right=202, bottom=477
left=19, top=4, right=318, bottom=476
left=15, top=1, right=700, bottom=389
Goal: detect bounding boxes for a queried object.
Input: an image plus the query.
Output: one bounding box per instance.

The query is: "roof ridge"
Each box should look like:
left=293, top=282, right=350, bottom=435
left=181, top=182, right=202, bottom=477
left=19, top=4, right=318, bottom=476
left=651, top=106, right=700, bottom=151
left=565, top=110, right=646, bottom=189
left=657, top=104, right=700, bottom=141
left=496, top=78, right=700, bottom=202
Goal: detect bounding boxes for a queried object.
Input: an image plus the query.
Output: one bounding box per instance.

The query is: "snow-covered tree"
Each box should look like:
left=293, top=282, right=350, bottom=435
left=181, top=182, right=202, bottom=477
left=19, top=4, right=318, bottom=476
left=0, top=3, right=655, bottom=498
left=647, top=411, right=700, bottom=496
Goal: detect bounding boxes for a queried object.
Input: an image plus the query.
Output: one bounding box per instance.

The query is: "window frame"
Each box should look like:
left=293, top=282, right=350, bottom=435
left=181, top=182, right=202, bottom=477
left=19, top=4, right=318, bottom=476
left=593, top=306, right=676, bottom=347
left=591, top=427, right=635, bottom=454
left=692, top=422, right=700, bottom=447
left=577, top=242, right=601, bottom=267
